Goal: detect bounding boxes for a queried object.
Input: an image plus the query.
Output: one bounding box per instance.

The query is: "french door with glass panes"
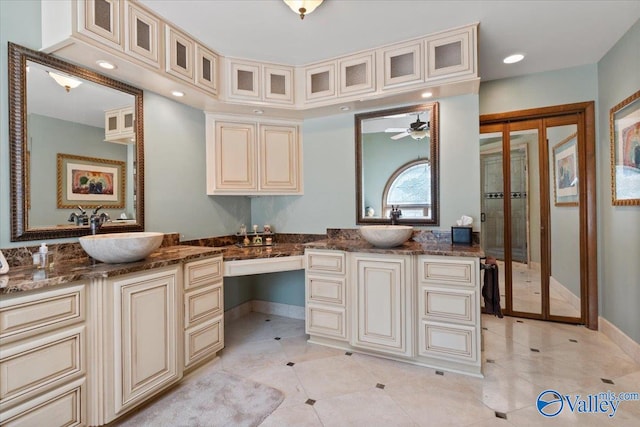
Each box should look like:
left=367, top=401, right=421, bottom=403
left=479, top=103, right=597, bottom=327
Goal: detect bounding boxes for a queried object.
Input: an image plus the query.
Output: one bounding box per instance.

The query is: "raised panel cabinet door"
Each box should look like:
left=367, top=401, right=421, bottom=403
left=306, top=304, right=347, bottom=340
left=380, top=41, right=423, bottom=89
left=196, top=44, right=219, bottom=95
left=113, top=268, right=180, bottom=414
left=419, top=321, right=477, bottom=363
left=229, top=60, right=261, bottom=100
left=165, top=25, right=194, bottom=81
left=352, top=255, right=410, bottom=355
left=214, top=121, right=257, bottom=191
left=339, top=52, right=375, bottom=96
left=306, top=250, right=346, bottom=275
left=425, top=25, right=476, bottom=81
left=259, top=125, right=300, bottom=192
left=125, top=1, right=161, bottom=68
left=184, top=316, right=223, bottom=369
left=264, top=65, right=294, bottom=104
left=78, top=0, right=122, bottom=49
left=305, top=62, right=336, bottom=101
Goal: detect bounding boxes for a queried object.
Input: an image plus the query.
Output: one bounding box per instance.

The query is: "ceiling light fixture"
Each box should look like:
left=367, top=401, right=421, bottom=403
left=421, top=91, right=433, bottom=98
left=410, top=129, right=429, bottom=140
left=283, top=0, right=323, bottom=19
left=96, top=60, right=116, bottom=70
left=48, top=71, right=82, bottom=92
left=503, top=54, right=525, bottom=64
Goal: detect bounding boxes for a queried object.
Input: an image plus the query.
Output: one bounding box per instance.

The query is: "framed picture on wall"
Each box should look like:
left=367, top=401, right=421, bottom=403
left=553, top=133, right=579, bottom=206
left=57, top=153, right=125, bottom=209
left=610, top=89, right=640, bottom=206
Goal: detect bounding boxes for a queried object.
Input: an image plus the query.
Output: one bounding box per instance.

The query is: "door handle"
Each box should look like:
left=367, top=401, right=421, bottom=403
left=481, top=213, right=486, bottom=222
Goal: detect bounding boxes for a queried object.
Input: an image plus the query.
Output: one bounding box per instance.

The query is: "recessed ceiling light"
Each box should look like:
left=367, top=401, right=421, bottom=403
left=96, top=60, right=116, bottom=70
left=171, top=90, right=184, bottom=97
left=339, top=106, right=350, bottom=111
left=421, top=91, right=433, bottom=98
left=503, top=54, right=524, bottom=64
left=253, top=109, right=264, bottom=115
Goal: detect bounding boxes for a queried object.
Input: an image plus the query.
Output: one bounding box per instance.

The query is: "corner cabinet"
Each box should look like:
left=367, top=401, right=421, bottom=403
left=305, top=249, right=482, bottom=377
left=205, top=114, right=303, bottom=195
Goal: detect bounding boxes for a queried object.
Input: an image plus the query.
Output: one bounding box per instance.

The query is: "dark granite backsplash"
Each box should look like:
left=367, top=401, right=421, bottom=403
left=327, top=228, right=479, bottom=245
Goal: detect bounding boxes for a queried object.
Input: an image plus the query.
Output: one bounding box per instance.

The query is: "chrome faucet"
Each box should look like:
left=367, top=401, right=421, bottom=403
left=390, top=205, right=402, bottom=225
left=89, top=206, right=110, bottom=235
left=68, top=205, right=88, bottom=226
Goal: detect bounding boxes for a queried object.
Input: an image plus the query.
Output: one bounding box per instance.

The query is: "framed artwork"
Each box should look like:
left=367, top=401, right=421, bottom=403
left=610, top=90, right=640, bottom=205
left=57, top=153, right=125, bottom=209
left=553, top=132, right=579, bottom=206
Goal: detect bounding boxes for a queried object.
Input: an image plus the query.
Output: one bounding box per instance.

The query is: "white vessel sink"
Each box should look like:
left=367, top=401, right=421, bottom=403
left=79, top=232, right=164, bottom=263
left=359, top=225, right=413, bottom=248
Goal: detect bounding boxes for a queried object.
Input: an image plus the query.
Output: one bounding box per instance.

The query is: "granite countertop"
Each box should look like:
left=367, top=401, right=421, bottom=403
left=0, top=246, right=222, bottom=295
left=304, top=239, right=484, bottom=258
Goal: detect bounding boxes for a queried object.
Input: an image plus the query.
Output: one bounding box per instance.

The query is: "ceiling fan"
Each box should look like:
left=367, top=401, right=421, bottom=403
left=385, top=114, right=430, bottom=140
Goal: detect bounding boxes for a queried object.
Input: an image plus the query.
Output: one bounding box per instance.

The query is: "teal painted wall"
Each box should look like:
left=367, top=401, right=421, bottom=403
left=252, top=271, right=306, bottom=307
left=597, top=19, right=640, bottom=343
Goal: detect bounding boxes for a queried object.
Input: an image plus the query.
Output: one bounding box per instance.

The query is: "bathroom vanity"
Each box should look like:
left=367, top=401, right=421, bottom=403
left=304, top=238, right=484, bottom=377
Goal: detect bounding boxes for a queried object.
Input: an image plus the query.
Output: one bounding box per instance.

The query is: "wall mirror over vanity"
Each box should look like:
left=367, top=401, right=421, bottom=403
left=355, top=103, right=439, bottom=226
left=8, top=42, right=145, bottom=241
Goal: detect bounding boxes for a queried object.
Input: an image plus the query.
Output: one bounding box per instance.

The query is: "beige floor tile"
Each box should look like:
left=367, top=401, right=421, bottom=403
left=313, top=389, right=417, bottom=427
left=258, top=403, right=323, bottom=427
left=219, top=337, right=287, bottom=374
left=279, top=334, right=344, bottom=363
left=244, top=363, right=309, bottom=408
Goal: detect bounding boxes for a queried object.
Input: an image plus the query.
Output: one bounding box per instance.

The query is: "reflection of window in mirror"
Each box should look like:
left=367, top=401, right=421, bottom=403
left=382, top=159, right=431, bottom=218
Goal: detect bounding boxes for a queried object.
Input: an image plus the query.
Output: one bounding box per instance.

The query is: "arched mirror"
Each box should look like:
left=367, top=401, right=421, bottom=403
left=8, top=42, right=145, bottom=241
left=356, top=103, right=439, bottom=225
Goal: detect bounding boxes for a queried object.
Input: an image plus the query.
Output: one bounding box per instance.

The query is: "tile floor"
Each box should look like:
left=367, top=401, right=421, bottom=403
left=162, top=312, right=640, bottom=426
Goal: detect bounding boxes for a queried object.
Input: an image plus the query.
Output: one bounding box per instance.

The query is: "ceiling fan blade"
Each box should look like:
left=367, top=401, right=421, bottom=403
left=391, top=132, right=409, bottom=140
left=385, top=128, right=407, bottom=133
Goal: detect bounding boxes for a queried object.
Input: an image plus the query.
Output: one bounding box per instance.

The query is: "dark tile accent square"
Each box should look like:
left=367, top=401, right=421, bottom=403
left=533, top=291, right=540, bottom=294
left=265, top=319, right=271, bottom=322
left=482, top=327, right=488, bottom=330
left=286, top=362, right=295, bottom=367
left=601, top=378, right=614, bottom=384
left=516, top=320, right=524, bottom=323
left=495, top=411, right=507, bottom=419
left=530, top=348, right=540, bottom=352
left=305, top=399, right=316, bottom=406
left=486, top=359, right=495, bottom=363
left=569, top=339, right=578, bottom=343
left=376, top=383, right=385, bottom=389
left=345, top=352, right=353, bottom=356
left=435, top=371, right=444, bottom=376
left=274, top=337, right=281, bottom=340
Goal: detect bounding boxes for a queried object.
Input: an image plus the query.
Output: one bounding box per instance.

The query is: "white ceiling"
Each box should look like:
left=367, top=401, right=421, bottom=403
left=139, top=0, right=640, bottom=82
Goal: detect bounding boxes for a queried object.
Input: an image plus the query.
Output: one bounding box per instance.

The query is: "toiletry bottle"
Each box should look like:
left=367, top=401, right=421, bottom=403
left=38, top=243, right=50, bottom=269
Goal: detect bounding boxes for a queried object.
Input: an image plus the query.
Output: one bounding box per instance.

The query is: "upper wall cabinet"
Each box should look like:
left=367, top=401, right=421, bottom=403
left=124, top=2, right=162, bottom=69
left=425, top=25, right=477, bottom=82
left=205, top=114, right=303, bottom=195
left=77, top=0, right=122, bottom=49
left=339, top=52, right=376, bottom=96
left=226, top=59, right=294, bottom=104
left=165, top=25, right=194, bottom=81
left=379, top=40, right=423, bottom=90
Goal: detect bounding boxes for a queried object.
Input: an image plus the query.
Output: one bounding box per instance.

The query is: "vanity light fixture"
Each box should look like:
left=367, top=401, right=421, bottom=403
left=171, top=90, right=185, bottom=97
left=503, top=53, right=525, bottom=64
left=283, top=0, right=323, bottom=19
left=96, top=60, right=116, bottom=70
left=421, top=91, right=433, bottom=98
left=48, top=71, right=82, bottom=92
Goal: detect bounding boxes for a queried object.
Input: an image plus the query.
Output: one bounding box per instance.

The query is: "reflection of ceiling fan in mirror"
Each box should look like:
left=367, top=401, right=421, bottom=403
left=385, top=114, right=430, bottom=141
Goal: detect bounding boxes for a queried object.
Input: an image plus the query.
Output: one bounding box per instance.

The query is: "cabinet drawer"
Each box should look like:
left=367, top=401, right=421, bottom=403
left=0, top=326, right=84, bottom=404
left=184, top=283, right=223, bottom=327
left=0, top=377, right=84, bottom=427
left=306, top=304, right=347, bottom=340
left=185, top=317, right=223, bottom=368
left=184, top=256, right=223, bottom=290
left=307, top=275, right=345, bottom=306
left=419, top=258, right=475, bottom=286
left=420, top=287, right=475, bottom=324
left=419, top=321, right=476, bottom=363
left=0, top=285, right=85, bottom=341
left=306, top=251, right=345, bottom=275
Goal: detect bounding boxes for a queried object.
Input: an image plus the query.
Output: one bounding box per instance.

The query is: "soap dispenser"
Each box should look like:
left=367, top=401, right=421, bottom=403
left=38, top=243, right=51, bottom=269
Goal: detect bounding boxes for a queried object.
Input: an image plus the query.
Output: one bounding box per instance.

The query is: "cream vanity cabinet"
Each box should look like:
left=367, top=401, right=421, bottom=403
left=417, top=255, right=481, bottom=373
left=0, top=283, right=87, bottom=426
left=183, top=256, right=224, bottom=370
left=305, top=250, right=348, bottom=341
left=205, top=114, right=303, bottom=195
left=351, top=253, right=414, bottom=357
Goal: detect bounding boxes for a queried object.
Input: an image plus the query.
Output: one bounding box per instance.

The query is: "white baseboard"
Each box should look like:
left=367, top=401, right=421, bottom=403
left=549, top=275, right=581, bottom=312
left=599, top=316, right=640, bottom=365
left=224, top=300, right=305, bottom=322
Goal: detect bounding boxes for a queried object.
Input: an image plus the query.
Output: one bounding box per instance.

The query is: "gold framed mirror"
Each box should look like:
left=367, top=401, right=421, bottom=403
left=355, top=103, right=439, bottom=225
left=8, top=42, right=145, bottom=241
